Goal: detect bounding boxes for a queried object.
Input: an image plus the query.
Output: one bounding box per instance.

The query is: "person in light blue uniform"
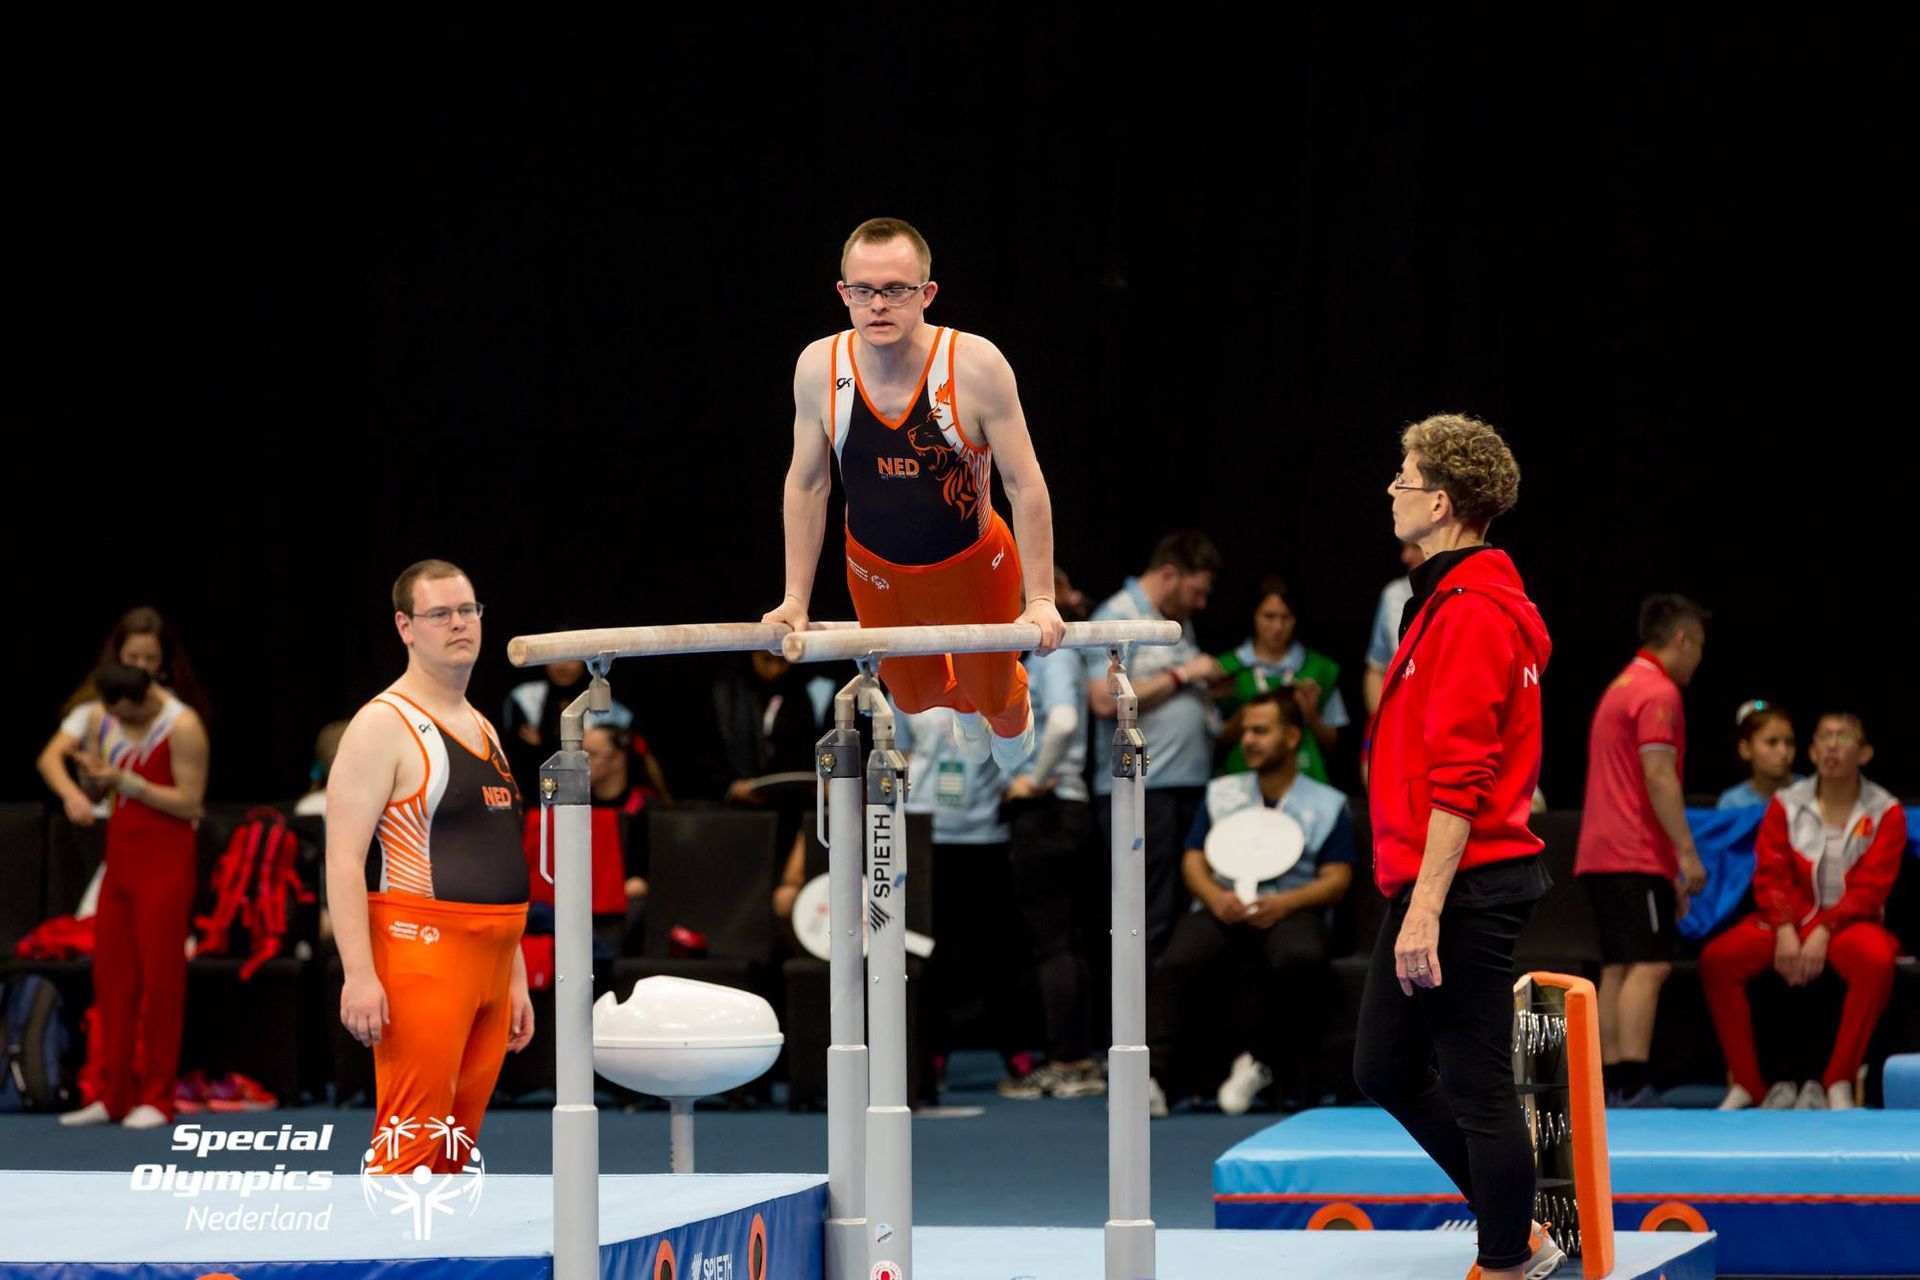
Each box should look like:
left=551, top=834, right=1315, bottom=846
left=1144, top=692, right=1356, bottom=1117
left=1083, top=532, right=1225, bottom=971
left=999, top=570, right=1105, bottom=1099
left=898, top=704, right=1019, bottom=1074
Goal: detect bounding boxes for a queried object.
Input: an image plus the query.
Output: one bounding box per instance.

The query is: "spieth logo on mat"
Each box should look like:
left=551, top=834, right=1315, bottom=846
left=358, top=1114, right=486, bottom=1241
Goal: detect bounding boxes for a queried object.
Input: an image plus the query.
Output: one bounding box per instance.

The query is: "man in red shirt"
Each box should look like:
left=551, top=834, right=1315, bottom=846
left=1574, top=595, right=1710, bottom=1106
left=1702, top=713, right=1905, bottom=1110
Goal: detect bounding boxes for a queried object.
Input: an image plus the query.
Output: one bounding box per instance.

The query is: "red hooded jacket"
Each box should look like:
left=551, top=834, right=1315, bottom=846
left=1366, top=548, right=1552, bottom=896
left=1752, top=775, right=1906, bottom=935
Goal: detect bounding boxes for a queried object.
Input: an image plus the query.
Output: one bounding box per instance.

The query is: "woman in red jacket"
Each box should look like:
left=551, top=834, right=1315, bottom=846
left=1701, top=712, right=1905, bottom=1111
left=1354, top=415, right=1558, bottom=1280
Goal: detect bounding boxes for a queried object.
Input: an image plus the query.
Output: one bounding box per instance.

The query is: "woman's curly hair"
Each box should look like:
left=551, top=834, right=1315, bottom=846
left=1400, top=413, right=1520, bottom=530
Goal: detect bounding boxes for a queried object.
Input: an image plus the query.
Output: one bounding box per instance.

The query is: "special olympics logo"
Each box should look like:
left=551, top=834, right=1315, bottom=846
left=420, top=926, right=440, bottom=945
left=358, top=1114, right=485, bottom=1241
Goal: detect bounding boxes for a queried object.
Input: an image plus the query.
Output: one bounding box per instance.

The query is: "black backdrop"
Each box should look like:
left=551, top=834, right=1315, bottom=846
left=17, top=12, right=1916, bottom=807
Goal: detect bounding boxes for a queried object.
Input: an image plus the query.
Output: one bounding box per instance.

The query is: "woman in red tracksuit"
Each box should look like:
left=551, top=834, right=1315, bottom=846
left=1354, top=415, right=1560, bottom=1280
left=1702, top=712, right=1905, bottom=1110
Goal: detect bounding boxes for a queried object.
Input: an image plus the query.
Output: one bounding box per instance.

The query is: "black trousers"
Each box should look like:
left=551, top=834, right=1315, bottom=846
left=1007, top=796, right=1095, bottom=1063
left=1352, top=891, right=1537, bottom=1271
left=1094, top=785, right=1203, bottom=975
left=1147, top=906, right=1330, bottom=1099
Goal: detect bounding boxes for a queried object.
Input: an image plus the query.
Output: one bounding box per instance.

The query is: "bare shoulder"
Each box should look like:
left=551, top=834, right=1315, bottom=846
left=172, top=706, right=209, bottom=745
left=794, top=334, right=839, bottom=382
left=338, top=698, right=410, bottom=762
left=793, top=334, right=841, bottom=418
left=953, top=330, right=1013, bottom=377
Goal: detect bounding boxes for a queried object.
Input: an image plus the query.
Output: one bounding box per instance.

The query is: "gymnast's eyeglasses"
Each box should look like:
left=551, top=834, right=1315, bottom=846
left=841, top=282, right=928, bottom=306
left=410, top=603, right=485, bottom=627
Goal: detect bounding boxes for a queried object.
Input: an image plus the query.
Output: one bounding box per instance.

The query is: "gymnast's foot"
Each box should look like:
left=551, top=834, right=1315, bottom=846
left=988, top=705, right=1036, bottom=773
left=949, top=711, right=993, bottom=766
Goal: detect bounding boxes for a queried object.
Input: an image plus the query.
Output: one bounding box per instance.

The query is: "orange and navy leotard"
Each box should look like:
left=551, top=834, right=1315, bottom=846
left=832, top=326, right=994, bottom=567
left=369, top=692, right=528, bottom=904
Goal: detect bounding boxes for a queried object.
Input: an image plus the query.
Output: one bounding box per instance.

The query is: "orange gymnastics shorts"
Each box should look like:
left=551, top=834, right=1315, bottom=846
left=367, top=892, right=527, bottom=1174
left=844, top=512, right=1031, bottom=739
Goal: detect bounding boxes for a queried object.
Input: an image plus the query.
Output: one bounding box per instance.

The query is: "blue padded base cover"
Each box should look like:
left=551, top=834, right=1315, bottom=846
left=1214, top=1108, right=1920, bottom=1276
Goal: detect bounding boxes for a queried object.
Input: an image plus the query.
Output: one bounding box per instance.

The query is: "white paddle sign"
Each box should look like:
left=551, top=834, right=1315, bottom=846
left=794, top=873, right=934, bottom=960
left=1204, top=807, right=1306, bottom=903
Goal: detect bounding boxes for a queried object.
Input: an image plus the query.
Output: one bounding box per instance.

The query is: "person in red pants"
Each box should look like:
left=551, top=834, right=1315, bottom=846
left=59, top=663, right=210, bottom=1129
left=1703, top=711, right=1906, bottom=1111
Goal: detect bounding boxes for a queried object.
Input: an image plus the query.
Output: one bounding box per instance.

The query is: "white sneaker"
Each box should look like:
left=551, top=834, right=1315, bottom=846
left=988, top=708, right=1037, bottom=774
left=1716, top=1083, right=1755, bottom=1111
left=1760, top=1081, right=1800, bottom=1109
left=1216, top=1052, right=1274, bottom=1117
left=1826, top=1081, right=1855, bottom=1111
left=122, top=1104, right=168, bottom=1130
left=1147, top=1076, right=1168, bottom=1119
left=1521, top=1222, right=1567, bottom=1280
left=1794, top=1079, right=1827, bottom=1110
left=949, top=712, right=992, bottom=766
left=58, top=1101, right=111, bottom=1128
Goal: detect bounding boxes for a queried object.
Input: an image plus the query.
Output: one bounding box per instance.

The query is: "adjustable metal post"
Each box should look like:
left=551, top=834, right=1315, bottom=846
left=860, top=663, right=913, bottom=1279
left=544, top=657, right=609, bottom=1280
left=820, top=676, right=868, bottom=1280
left=1105, top=646, right=1155, bottom=1280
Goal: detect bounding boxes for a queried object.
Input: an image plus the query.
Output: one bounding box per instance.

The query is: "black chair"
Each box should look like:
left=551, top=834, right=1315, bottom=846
left=0, top=803, right=47, bottom=958
left=1513, top=810, right=1602, bottom=977
left=181, top=957, right=306, bottom=1105
left=783, top=810, right=939, bottom=1109
left=610, top=807, right=784, bottom=992
left=43, top=816, right=106, bottom=921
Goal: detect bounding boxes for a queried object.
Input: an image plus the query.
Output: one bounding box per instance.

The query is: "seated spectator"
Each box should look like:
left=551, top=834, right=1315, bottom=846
left=1000, top=567, right=1102, bottom=1101
left=773, top=825, right=808, bottom=928
left=1702, top=712, right=1906, bottom=1111
left=294, top=719, right=351, bottom=817
left=1717, top=700, right=1803, bottom=810
left=502, top=660, right=654, bottom=798
left=708, top=649, right=838, bottom=855
left=1146, top=692, right=1356, bottom=1117
left=38, top=605, right=209, bottom=828
left=520, top=724, right=655, bottom=956
left=1213, top=577, right=1347, bottom=784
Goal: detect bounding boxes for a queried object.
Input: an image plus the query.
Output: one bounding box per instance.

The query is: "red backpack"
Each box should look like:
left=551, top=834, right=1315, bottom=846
left=194, top=807, right=315, bottom=979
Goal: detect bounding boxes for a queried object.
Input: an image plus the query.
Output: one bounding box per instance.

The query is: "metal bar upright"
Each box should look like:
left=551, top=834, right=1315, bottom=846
left=546, top=672, right=604, bottom=1280
left=1105, top=648, right=1155, bottom=1280
left=861, top=671, right=913, bottom=1278
left=821, top=677, right=868, bottom=1280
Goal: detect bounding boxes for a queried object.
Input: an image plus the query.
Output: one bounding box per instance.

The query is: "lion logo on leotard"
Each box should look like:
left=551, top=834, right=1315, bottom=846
left=906, top=384, right=982, bottom=524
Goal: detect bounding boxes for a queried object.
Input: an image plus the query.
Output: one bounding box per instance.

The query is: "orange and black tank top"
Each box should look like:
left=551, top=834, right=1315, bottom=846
left=367, top=691, right=529, bottom=904
left=832, top=326, right=994, bottom=566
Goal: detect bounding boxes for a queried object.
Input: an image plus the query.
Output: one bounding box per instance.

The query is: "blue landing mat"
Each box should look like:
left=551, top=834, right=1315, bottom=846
left=916, top=1227, right=1714, bottom=1279
left=0, top=1171, right=824, bottom=1280
left=1215, top=1108, right=1920, bottom=1276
